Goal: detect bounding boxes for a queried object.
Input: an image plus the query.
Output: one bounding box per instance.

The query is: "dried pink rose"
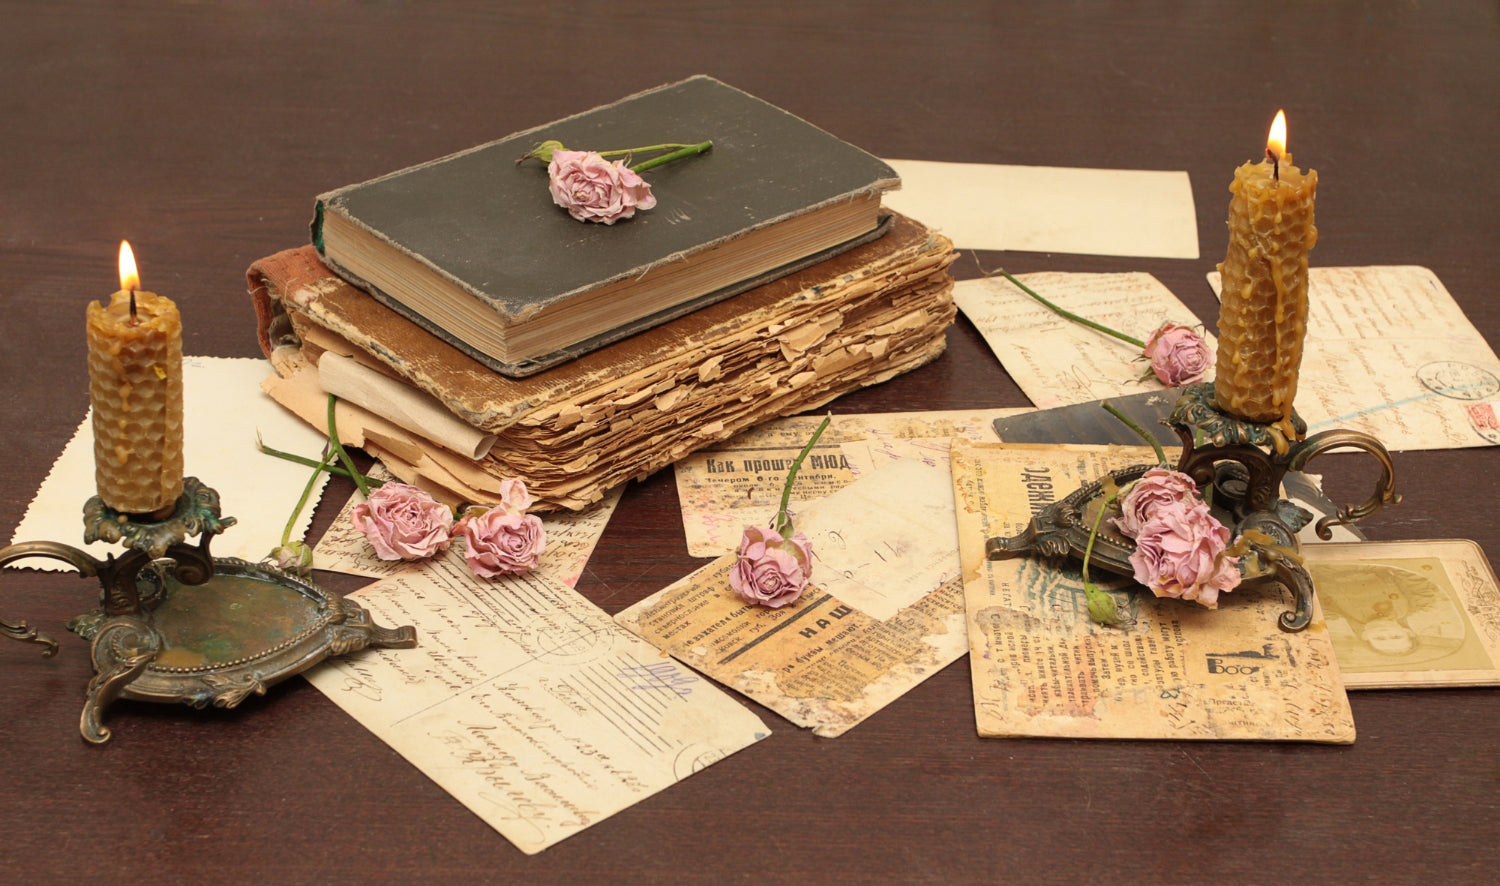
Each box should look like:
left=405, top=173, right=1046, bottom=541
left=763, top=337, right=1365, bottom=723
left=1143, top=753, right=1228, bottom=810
left=547, top=149, right=657, bottom=224
left=1127, top=499, right=1241, bottom=608
left=455, top=508, right=547, bottom=578
left=1143, top=322, right=1213, bottom=386
left=729, top=526, right=813, bottom=609
left=351, top=482, right=453, bottom=561
left=1112, top=467, right=1201, bottom=538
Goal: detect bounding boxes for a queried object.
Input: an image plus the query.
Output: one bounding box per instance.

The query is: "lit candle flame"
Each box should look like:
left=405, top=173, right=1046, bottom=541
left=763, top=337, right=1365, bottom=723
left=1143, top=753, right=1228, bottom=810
left=118, top=240, right=140, bottom=292
left=1266, top=110, right=1287, bottom=161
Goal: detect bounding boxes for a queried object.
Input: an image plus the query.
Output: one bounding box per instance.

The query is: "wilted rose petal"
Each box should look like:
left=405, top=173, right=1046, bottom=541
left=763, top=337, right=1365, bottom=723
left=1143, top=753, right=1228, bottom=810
left=350, top=482, right=453, bottom=561
left=1143, top=322, right=1213, bottom=386
left=1112, top=467, right=1201, bottom=538
left=729, top=526, right=813, bottom=609
left=1127, top=499, right=1240, bottom=608
left=547, top=150, right=657, bottom=224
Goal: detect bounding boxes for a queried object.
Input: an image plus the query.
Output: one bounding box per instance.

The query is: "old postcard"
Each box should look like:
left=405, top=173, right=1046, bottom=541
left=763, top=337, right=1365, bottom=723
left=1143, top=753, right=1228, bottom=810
left=951, top=440, right=1355, bottom=743
left=304, top=553, right=768, bottom=855
left=881, top=160, right=1199, bottom=259
left=619, top=459, right=965, bottom=737
left=674, top=408, right=1023, bottom=557
left=313, top=465, right=621, bottom=588
left=1210, top=266, right=1500, bottom=451
left=954, top=272, right=1216, bottom=409
left=1303, top=540, right=1500, bottom=688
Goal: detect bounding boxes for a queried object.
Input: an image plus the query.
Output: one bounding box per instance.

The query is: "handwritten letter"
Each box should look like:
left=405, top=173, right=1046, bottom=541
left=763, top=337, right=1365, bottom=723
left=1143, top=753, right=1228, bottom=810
left=304, top=554, right=768, bottom=854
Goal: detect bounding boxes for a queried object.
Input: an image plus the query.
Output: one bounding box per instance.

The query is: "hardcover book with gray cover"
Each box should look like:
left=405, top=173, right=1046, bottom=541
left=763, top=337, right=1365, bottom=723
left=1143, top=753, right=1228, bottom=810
left=314, top=75, right=899, bottom=376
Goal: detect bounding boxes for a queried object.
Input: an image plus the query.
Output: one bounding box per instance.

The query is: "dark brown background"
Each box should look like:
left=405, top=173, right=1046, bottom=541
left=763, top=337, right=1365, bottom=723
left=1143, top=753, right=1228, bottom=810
left=3, top=2, right=1497, bottom=883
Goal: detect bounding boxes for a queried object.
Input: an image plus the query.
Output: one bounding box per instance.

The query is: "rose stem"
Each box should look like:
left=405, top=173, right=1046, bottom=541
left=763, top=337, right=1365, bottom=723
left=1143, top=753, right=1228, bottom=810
left=629, top=141, right=714, bottom=174
left=282, top=445, right=337, bottom=547
left=326, top=394, right=371, bottom=498
left=773, top=414, right=832, bottom=536
left=1100, top=400, right=1169, bottom=465
left=976, top=258, right=1146, bottom=349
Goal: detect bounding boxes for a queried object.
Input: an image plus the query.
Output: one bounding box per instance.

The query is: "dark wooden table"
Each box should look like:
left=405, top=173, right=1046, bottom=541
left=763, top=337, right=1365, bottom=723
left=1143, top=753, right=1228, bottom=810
left=3, top=3, right=1497, bottom=882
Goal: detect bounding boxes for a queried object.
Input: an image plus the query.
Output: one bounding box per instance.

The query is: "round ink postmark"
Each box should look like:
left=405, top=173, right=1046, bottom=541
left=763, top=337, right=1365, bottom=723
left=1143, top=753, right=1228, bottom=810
left=1416, top=361, right=1500, bottom=401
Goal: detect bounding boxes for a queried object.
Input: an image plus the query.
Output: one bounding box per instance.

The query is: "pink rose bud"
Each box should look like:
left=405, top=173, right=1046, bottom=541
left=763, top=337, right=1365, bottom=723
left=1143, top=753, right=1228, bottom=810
left=1127, top=499, right=1241, bottom=608
left=495, top=477, right=534, bottom=515
left=1143, top=322, right=1214, bottom=386
left=729, top=526, right=813, bottom=609
left=267, top=541, right=314, bottom=576
left=547, top=150, right=657, bottom=224
left=456, top=508, right=547, bottom=578
left=1112, top=467, right=1201, bottom=538
left=350, top=482, right=453, bottom=561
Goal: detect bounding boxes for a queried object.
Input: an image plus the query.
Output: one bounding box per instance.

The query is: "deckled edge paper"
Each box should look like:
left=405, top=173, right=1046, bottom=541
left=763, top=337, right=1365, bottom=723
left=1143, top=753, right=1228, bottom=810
left=882, top=159, right=1198, bottom=259
left=8, top=356, right=330, bottom=569
left=951, top=439, right=1355, bottom=743
left=305, top=553, right=769, bottom=854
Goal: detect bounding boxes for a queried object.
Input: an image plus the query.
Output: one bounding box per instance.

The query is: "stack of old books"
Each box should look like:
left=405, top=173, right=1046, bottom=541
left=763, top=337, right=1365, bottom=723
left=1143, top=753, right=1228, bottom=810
left=250, top=76, right=956, bottom=511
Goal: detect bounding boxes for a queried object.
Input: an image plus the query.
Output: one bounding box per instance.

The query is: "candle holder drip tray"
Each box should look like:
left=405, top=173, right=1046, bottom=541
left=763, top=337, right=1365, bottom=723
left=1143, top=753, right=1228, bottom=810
left=0, top=477, right=415, bottom=743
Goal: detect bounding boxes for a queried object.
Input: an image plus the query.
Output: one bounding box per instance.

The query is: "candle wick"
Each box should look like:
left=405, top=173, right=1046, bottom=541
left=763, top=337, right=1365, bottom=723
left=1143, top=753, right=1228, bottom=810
left=1267, top=147, right=1280, bottom=183
left=129, top=289, right=138, bottom=321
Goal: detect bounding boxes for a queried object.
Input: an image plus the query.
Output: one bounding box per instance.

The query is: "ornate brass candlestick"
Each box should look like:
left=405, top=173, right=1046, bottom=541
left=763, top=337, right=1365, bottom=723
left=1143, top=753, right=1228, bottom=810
left=1, top=477, right=416, bottom=743
left=988, top=383, right=1400, bottom=631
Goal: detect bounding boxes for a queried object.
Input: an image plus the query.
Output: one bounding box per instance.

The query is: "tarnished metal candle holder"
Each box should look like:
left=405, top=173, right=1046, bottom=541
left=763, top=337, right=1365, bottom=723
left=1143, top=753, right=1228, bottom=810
left=988, top=382, right=1401, bottom=631
left=0, top=477, right=415, bottom=743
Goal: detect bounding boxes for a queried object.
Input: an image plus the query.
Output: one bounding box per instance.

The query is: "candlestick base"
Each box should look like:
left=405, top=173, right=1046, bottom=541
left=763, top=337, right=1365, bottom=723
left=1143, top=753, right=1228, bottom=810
left=987, top=383, right=1401, bottom=630
left=0, top=478, right=416, bottom=743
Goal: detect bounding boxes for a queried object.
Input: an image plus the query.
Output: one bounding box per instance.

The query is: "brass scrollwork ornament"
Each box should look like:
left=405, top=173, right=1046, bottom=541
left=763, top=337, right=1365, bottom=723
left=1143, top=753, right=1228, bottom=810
left=988, top=383, right=1399, bottom=632
left=1, top=477, right=417, bottom=743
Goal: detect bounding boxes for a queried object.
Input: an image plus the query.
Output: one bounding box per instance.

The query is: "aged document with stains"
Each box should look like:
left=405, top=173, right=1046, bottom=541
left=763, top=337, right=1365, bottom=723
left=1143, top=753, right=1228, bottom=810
left=619, top=459, right=966, bottom=737
left=953, top=272, right=1215, bottom=409
left=1209, top=266, right=1500, bottom=451
left=304, top=554, right=768, bottom=854
left=1303, top=540, right=1500, bottom=688
left=312, top=465, right=621, bottom=588
left=674, top=409, right=1024, bottom=557
left=951, top=440, right=1355, bottom=742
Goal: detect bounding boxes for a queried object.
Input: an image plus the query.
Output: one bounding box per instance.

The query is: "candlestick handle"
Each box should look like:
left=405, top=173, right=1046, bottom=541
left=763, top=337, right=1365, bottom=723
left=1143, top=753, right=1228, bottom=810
left=1286, top=429, right=1403, bottom=539
left=0, top=540, right=107, bottom=657
left=2, top=614, right=59, bottom=657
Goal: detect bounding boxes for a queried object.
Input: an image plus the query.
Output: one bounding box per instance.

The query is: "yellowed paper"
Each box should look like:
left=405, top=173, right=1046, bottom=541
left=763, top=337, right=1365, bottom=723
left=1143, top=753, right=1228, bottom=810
left=1303, top=540, right=1500, bottom=688
left=951, top=440, right=1355, bottom=743
left=313, top=465, right=622, bottom=588
left=954, top=272, right=1216, bottom=409
left=618, top=461, right=966, bottom=738
left=318, top=352, right=497, bottom=458
left=262, top=365, right=500, bottom=506
left=882, top=160, right=1199, bottom=259
left=305, top=554, right=769, bottom=855
left=9, top=357, right=329, bottom=570
left=674, top=409, right=1024, bottom=557
left=1209, top=266, right=1500, bottom=451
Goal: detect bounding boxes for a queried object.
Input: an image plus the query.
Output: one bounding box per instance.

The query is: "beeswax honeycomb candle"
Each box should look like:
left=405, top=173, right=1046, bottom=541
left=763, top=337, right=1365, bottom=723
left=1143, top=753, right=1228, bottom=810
left=86, top=243, right=184, bottom=515
left=1213, top=111, right=1318, bottom=427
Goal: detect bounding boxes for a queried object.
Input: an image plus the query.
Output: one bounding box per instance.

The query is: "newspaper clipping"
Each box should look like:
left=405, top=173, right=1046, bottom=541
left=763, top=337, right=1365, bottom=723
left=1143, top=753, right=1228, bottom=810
left=951, top=440, right=1355, bottom=743
left=620, top=460, right=966, bottom=737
